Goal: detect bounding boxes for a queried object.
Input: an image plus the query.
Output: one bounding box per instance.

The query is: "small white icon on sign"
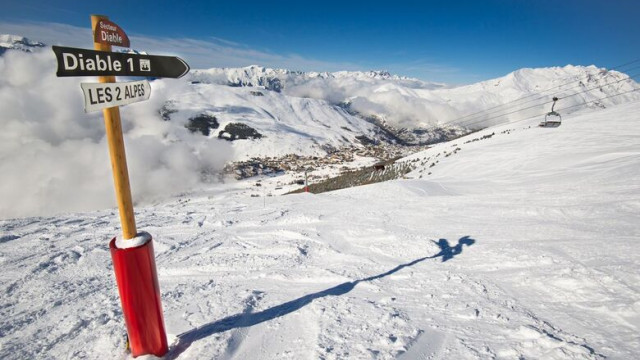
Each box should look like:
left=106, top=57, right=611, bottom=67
left=139, top=59, right=151, bottom=72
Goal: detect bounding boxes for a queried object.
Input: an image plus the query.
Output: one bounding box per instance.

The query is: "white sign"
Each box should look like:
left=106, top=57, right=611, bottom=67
left=80, top=80, right=151, bottom=113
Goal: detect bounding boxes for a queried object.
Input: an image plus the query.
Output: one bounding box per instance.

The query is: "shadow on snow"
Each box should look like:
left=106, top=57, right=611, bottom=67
left=168, top=236, right=476, bottom=358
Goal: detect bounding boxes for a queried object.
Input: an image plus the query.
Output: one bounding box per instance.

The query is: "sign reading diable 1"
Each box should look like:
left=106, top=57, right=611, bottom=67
left=81, top=80, right=151, bottom=113
left=94, top=19, right=130, bottom=48
left=52, top=46, right=190, bottom=78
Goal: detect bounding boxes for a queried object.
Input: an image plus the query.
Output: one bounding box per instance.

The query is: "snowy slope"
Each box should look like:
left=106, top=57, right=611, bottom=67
left=1, top=100, right=639, bottom=359
left=166, top=82, right=382, bottom=159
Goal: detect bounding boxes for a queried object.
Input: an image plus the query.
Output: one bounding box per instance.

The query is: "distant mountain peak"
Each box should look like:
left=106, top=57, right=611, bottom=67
left=0, top=34, right=45, bottom=54
left=188, top=65, right=437, bottom=93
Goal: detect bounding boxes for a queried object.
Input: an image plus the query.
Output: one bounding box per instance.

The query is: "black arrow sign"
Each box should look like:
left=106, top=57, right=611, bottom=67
left=52, top=46, right=190, bottom=78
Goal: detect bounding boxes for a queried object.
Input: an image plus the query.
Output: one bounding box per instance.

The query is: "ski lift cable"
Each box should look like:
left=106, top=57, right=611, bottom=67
left=447, top=58, right=640, bottom=123
left=553, top=88, right=640, bottom=116
left=459, top=87, right=640, bottom=130
left=443, top=68, right=640, bottom=129
left=607, top=57, right=640, bottom=71
left=510, top=87, right=640, bottom=127
left=437, top=58, right=640, bottom=125
left=448, top=64, right=640, bottom=125
left=453, top=89, right=637, bottom=131
left=438, top=71, right=640, bottom=131
left=458, top=82, right=640, bottom=130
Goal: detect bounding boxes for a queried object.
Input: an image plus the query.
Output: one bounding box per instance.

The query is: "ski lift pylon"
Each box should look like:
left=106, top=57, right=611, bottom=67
left=539, top=96, right=562, bottom=128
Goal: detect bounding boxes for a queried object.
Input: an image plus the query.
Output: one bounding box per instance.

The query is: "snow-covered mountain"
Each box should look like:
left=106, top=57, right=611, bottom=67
left=2, top=99, right=639, bottom=359
left=189, top=63, right=639, bottom=131
left=0, top=34, right=45, bottom=55
left=1, top=34, right=639, bottom=218
left=161, top=83, right=385, bottom=159
left=189, top=66, right=440, bottom=92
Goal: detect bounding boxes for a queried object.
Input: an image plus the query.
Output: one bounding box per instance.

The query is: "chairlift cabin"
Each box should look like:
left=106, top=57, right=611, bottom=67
left=539, top=97, right=562, bottom=128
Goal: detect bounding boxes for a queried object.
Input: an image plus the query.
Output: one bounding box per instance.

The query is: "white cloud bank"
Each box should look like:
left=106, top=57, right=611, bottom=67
left=0, top=49, right=231, bottom=219
left=284, top=77, right=459, bottom=129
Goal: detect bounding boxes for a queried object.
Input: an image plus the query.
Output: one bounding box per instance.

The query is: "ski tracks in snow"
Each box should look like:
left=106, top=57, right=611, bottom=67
left=155, top=191, right=616, bottom=359
left=0, top=213, right=126, bottom=359
left=2, top=169, right=638, bottom=359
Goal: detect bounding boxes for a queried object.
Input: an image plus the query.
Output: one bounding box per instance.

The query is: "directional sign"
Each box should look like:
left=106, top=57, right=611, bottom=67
left=81, top=80, right=151, bottom=113
left=52, top=46, right=190, bottom=78
left=94, top=19, right=130, bottom=48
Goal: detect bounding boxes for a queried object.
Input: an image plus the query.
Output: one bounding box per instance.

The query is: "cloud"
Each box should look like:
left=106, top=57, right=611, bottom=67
left=0, top=21, right=472, bottom=131
left=284, top=76, right=461, bottom=129
left=0, top=48, right=232, bottom=219
left=0, top=21, right=361, bottom=73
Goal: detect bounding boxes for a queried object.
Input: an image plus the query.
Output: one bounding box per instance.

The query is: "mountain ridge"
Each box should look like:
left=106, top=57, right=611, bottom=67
left=1, top=33, right=639, bottom=218
left=0, top=34, right=45, bottom=55
left=187, top=62, right=639, bottom=127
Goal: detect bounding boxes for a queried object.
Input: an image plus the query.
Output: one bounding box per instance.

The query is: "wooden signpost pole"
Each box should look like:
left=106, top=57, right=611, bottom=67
left=89, top=15, right=168, bottom=357
left=50, top=15, right=182, bottom=356
left=90, top=14, right=137, bottom=240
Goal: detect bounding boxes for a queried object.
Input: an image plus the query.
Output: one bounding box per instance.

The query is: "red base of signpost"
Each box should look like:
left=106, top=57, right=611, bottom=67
left=110, top=236, right=168, bottom=357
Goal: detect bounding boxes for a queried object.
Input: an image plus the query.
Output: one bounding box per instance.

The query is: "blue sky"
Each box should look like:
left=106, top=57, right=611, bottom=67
left=1, top=0, right=639, bottom=84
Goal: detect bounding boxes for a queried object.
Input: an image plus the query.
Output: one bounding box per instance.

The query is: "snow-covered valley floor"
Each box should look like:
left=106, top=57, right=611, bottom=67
left=1, top=101, right=639, bottom=359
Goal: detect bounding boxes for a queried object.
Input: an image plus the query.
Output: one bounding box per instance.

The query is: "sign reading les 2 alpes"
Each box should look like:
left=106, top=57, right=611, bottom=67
left=52, top=46, right=190, bottom=78
left=94, top=19, right=130, bottom=48
left=81, top=80, right=151, bottom=113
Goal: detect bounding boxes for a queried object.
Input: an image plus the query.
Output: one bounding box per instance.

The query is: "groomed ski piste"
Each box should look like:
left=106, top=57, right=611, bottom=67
left=1, top=99, right=639, bottom=359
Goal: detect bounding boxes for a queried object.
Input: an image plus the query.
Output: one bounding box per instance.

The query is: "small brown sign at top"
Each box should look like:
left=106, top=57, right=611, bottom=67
left=94, top=19, right=130, bottom=48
